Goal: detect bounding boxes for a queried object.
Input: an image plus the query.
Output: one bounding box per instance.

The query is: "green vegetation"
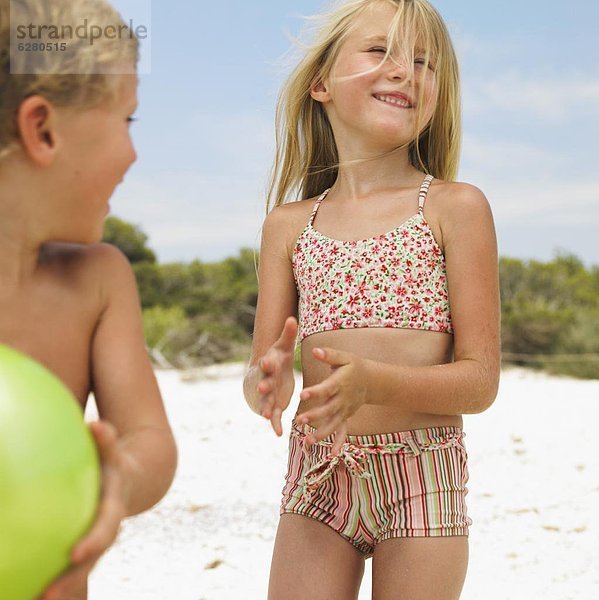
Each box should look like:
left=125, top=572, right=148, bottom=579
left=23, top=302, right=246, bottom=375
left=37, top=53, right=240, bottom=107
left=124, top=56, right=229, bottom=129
left=103, top=217, right=157, bottom=264
left=103, top=217, right=257, bottom=368
left=103, top=216, right=599, bottom=379
left=500, top=253, right=599, bottom=379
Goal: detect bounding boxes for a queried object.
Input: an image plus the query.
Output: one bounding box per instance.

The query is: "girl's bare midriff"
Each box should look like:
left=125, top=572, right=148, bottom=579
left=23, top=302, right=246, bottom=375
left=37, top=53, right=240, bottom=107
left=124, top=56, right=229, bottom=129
left=299, top=327, right=461, bottom=435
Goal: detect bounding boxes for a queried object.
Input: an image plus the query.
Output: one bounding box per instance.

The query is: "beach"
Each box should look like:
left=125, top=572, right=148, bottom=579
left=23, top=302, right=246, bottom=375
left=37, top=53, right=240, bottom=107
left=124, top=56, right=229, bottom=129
left=87, top=365, right=599, bottom=599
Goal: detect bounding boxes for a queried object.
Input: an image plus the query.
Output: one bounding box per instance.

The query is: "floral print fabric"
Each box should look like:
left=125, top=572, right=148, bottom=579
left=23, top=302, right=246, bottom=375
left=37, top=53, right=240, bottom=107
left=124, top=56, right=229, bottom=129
left=292, top=175, right=453, bottom=341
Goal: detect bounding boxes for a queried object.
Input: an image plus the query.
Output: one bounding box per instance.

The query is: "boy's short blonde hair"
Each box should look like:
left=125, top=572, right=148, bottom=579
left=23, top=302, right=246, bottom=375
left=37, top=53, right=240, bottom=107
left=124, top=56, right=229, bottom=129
left=0, top=0, right=139, bottom=161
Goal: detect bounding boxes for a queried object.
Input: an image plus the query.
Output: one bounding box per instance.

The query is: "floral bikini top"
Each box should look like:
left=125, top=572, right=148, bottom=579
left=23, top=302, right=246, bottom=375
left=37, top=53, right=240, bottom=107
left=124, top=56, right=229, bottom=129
left=292, top=174, right=453, bottom=342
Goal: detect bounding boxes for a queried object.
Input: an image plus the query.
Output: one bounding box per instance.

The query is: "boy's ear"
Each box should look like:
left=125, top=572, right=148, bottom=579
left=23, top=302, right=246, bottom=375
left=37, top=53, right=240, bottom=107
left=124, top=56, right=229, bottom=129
left=310, top=78, right=331, bottom=104
left=16, top=96, right=60, bottom=167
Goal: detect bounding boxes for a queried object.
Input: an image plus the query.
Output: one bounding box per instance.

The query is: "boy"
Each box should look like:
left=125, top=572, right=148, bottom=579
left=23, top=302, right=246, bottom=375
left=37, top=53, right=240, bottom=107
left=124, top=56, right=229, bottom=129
left=0, top=1, right=177, bottom=598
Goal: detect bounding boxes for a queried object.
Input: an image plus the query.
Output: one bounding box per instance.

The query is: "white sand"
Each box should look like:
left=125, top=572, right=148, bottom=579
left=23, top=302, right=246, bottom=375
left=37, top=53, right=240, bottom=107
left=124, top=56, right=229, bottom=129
left=87, top=365, right=599, bottom=599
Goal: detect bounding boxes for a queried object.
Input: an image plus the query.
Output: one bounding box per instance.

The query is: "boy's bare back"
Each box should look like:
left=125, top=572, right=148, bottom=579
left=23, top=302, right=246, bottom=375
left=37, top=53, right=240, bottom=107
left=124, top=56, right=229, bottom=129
left=2, top=242, right=110, bottom=405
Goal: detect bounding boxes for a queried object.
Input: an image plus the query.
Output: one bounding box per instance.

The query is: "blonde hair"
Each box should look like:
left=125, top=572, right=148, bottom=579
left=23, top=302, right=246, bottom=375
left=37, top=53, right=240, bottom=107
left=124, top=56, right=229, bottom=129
left=0, top=0, right=139, bottom=162
left=267, top=0, right=461, bottom=210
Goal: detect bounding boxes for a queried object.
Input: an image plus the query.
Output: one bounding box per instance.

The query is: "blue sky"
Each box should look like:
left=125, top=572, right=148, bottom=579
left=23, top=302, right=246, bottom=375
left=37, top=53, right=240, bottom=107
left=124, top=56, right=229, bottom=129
left=110, top=0, right=599, bottom=266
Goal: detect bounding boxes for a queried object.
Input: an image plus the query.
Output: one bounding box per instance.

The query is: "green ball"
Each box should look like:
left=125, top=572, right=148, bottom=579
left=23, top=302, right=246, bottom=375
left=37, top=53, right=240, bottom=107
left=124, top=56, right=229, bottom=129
left=0, top=344, right=101, bottom=600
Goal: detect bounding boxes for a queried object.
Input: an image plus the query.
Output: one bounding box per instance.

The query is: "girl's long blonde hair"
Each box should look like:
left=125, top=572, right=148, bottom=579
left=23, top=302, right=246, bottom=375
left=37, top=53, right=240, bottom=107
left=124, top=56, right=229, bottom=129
left=267, top=0, right=461, bottom=211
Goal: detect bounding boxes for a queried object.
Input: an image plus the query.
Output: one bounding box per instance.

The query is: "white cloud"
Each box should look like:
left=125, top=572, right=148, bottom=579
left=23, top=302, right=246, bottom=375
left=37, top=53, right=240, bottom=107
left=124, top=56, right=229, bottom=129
left=191, top=111, right=275, bottom=178
left=459, top=134, right=599, bottom=224
left=108, top=110, right=279, bottom=261
left=110, top=170, right=268, bottom=262
left=450, top=26, right=515, bottom=64
left=463, top=70, right=599, bottom=119
left=461, top=134, right=564, bottom=176
left=488, top=179, right=599, bottom=225
left=450, top=28, right=599, bottom=120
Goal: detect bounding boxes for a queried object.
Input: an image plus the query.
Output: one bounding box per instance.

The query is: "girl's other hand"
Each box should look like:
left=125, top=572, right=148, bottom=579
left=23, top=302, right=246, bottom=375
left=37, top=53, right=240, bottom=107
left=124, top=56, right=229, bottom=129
left=296, top=347, right=369, bottom=454
left=256, top=316, right=298, bottom=437
left=39, top=421, right=128, bottom=600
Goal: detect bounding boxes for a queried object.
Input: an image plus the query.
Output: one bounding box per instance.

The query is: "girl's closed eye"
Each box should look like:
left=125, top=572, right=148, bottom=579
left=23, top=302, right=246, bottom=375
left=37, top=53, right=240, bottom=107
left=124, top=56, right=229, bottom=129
left=127, top=116, right=138, bottom=125
left=368, top=48, right=435, bottom=71
left=415, top=57, right=435, bottom=71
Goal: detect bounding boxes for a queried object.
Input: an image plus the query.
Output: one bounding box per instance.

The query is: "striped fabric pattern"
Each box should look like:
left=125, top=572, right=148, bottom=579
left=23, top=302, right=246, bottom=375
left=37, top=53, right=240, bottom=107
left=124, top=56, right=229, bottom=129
left=280, top=420, right=472, bottom=557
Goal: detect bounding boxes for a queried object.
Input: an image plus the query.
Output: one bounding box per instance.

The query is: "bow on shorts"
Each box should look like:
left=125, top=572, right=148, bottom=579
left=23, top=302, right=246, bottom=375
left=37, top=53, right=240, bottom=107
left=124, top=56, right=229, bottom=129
left=291, top=427, right=464, bottom=502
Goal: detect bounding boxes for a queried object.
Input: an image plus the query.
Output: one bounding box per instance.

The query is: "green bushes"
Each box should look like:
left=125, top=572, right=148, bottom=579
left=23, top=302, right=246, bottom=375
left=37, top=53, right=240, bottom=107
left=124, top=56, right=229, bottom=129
left=500, top=253, right=599, bottom=379
left=104, top=216, right=599, bottom=378
left=103, top=217, right=257, bottom=368
left=103, top=217, right=157, bottom=264
left=135, top=254, right=258, bottom=368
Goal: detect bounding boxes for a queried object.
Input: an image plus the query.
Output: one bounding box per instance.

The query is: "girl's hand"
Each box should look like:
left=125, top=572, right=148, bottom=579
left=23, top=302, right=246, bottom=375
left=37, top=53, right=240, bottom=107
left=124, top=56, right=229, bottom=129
left=296, top=347, right=369, bottom=455
left=256, top=316, right=298, bottom=437
left=40, top=421, right=128, bottom=600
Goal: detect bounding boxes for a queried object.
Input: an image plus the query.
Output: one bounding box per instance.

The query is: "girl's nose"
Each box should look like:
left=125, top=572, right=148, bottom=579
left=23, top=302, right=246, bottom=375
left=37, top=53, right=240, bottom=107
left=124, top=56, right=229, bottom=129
left=386, top=56, right=410, bottom=81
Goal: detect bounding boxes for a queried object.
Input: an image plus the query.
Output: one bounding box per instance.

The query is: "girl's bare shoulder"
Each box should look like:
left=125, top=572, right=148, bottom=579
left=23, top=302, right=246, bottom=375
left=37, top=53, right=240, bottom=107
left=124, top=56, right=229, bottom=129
left=428, top=179, right=492, bottom=224
left=422, top=180, right=492, bottom=255
left=428, top=180, right=491, bottom=216
left=263, top=194, right=323, bottom=260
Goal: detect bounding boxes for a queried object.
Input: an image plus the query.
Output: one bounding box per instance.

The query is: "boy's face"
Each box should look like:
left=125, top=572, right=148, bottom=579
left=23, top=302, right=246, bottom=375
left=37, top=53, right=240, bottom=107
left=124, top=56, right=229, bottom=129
left=53, top=74, right=138, bottom=244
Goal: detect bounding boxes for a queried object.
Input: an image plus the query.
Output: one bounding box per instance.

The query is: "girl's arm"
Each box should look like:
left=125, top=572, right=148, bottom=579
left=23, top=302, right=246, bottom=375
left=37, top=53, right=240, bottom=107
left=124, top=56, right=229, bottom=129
left=365, top=183, right=500, bottom=414
left=298, top=184, right=500, bottom=425
left=243, top=205, right=299, bottom=427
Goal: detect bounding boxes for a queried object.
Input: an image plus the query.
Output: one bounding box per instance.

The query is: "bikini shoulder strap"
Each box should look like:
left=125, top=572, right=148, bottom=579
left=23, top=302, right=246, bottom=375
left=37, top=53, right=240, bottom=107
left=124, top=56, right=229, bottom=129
left=418, top=174, right=434, bottom=214
left=308, top=188, right=331, bottom=227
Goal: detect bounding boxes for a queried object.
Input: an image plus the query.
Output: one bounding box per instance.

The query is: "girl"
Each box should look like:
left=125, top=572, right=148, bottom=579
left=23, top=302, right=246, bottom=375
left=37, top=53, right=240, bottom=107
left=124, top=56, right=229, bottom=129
left=0, top=1, right=177, bottom=599
left=244, top=0, right=500, bottom=598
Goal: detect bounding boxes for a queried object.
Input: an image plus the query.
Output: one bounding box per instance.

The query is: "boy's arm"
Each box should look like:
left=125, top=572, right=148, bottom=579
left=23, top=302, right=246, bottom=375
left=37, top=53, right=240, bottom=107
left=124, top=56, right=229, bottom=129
left=40, top=243, right=177, bottom=600
left=88, top=243, right=177, bottom=516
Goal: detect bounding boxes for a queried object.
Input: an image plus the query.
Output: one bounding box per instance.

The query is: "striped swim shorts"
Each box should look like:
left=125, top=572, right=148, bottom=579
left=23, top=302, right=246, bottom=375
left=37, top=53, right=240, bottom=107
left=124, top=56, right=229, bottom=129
left=280, top=419, right=472, bottom=557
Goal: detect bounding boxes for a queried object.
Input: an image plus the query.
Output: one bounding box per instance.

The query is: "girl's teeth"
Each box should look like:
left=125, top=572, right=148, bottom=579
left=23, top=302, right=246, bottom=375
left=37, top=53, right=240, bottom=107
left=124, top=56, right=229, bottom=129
left=376, top=95, right=412, bottom=108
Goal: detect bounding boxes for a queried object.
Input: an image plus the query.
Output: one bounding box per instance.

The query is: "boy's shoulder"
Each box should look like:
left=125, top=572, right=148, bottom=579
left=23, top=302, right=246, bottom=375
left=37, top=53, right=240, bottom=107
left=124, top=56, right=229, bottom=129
left=41, top=242, right=134, bottom=301
left=42, top=241, right=131, bottom=274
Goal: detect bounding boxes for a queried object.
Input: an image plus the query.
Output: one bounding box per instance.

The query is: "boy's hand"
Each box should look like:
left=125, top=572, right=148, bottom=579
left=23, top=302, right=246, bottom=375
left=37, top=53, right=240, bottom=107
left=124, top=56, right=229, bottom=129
left=296, top=347, right=369, bottom=454
left=256, top=316, right=298, bottom=436
left=40, top=421, right=128, bottom=600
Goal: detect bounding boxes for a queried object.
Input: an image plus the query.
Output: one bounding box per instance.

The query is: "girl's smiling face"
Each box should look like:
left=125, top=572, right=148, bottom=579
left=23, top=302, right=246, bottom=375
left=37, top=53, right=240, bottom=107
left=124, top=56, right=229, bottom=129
left=312, top=1, right=438, bottom=153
